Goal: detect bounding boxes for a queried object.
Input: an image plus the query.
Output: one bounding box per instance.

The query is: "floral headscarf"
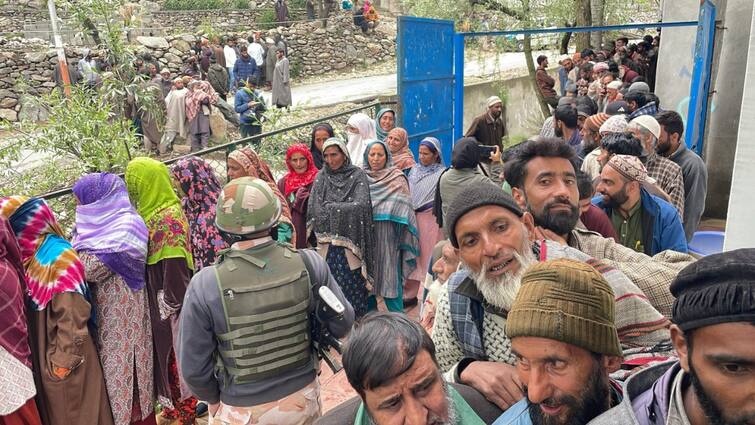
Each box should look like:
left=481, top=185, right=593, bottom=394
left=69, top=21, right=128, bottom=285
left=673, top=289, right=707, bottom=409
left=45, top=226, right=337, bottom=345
left=283, top=144, right=319, bottom=197
left=0, top=196, right=88, bottom=311
left=227, top=147, right=296, bottom=241
left=0, top=215, right=32, bottom=368
left=170, top=157, right=227, bottom=270
left=386, top=127, right=416, bottom=172
left=125, top=157, right=194, bottom=269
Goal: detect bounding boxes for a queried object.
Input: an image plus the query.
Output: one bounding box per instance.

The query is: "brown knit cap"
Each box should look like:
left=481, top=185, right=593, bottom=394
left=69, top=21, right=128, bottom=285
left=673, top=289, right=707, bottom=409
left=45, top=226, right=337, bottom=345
left=505, top=259, right=622, bottom=356
left=584, top=113, right=610, bottom=132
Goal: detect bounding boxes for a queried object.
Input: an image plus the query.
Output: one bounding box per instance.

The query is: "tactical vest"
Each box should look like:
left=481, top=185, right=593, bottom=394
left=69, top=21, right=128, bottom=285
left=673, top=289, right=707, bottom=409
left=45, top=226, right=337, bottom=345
left=215, top=241, right=313, bottom=384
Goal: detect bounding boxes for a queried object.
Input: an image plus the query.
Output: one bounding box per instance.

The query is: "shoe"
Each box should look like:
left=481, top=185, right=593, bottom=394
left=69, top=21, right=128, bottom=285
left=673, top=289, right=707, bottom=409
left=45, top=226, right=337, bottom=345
left=195, top=402, right=208, bottom=417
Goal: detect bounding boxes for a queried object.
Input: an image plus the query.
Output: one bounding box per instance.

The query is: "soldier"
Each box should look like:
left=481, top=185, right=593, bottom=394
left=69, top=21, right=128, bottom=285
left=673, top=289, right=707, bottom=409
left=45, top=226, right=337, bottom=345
left=177, top=177, right=355, bottom=424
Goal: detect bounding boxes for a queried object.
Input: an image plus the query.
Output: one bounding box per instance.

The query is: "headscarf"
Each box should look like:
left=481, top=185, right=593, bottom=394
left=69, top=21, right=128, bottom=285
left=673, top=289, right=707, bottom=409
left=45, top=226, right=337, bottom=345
left=307, top=138, right=375, bottom=281
left=362, top=140, right=418, bottom=228
left=125, top=157, right=194, bottom=269
left=408, top=137, right=445, bottom=209
left=310, top=123, right=334, bottom=169
left=374, top=107, right=396, bottom=142
left=386, top=127, right=416, bottom=172
left=185, top=80, right=219, bottom=121
left=170, top=157, right=227, bottom=270
left=0, top=196, right=87, bottom=311
left=0, top=216, right=32, bottom=368
left=72, top=173, right=149, bottom=291
left=227, top=147, right=296, bottom=239
left=346, top=113, right=376, bottom=167
left=283, top=144, right=319, bottom=197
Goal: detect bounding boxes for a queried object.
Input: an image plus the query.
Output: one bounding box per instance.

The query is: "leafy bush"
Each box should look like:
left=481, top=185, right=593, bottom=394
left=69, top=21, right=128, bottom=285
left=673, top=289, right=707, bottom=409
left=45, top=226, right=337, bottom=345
left=231, top=0, right=249, bottom=9
left=257, top=8, right=278, bottom=30
left=163, top=0, right=228, bottom=10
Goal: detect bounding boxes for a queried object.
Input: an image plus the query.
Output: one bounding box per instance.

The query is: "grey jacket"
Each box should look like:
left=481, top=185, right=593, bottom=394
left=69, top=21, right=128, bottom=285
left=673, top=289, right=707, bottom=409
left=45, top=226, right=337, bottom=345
left=589, top=361, right=680, bottom=425
left=669, top=143, right=707, bottom=242
left=177, top=246, right=355, bottom=407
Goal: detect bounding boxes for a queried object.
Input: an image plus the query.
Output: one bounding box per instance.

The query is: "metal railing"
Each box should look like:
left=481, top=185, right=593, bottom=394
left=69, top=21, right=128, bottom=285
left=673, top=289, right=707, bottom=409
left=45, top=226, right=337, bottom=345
left=39, top=100, right=395, bottom=231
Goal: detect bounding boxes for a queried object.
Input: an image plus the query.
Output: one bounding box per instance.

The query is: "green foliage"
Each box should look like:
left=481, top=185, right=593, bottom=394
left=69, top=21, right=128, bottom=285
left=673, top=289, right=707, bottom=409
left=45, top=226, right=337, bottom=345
left=289, top=60, right=303, bottom=79
left=198, top=20, right=222, bottom=41
left=258, top=8, right=279, bottom=30
left=232, top=0, right=250, bottom=8
left=288, top=0, right=306, bottom=8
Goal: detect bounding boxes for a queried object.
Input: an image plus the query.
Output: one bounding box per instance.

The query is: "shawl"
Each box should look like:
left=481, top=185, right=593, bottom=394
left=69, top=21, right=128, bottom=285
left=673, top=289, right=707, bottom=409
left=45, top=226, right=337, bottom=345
left=228, top=147, right=296, bottom=239
left=386, top=127, right=416, bottom=172
left=346, top=113, right=376, bottom=167
left=185, top=80, right=219, bottom=121
left=125, top=157, right=194, bottom=269
left=164, top=87, right=188, bottom=137
left=72, top=173, right=149, bottom=291
left=408, top=137, right=446, bottom=209
left=283, top=143, right=319, bottom=197
left=0, top=196, right=87, bottom=311
left=170, top=157, right=227, bottom=270
left=0, top=216, right=31, bottom=368
left=375, top=107, right=395, bottom=142
left=307, top=138, right=375, bottom=281
left=310, top=123, right=334, bottom=169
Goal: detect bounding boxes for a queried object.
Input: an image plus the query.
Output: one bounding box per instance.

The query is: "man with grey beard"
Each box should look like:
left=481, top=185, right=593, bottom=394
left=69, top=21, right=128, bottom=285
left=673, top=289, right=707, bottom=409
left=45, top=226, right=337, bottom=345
left=316, top=312, right=503, bottom=425
left=431, top=183, right=672, bottom=411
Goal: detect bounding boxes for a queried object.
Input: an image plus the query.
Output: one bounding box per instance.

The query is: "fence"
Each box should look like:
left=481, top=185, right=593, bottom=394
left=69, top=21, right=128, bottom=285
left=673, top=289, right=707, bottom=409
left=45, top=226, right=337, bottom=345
left=40, top=100, right=394, bottom=232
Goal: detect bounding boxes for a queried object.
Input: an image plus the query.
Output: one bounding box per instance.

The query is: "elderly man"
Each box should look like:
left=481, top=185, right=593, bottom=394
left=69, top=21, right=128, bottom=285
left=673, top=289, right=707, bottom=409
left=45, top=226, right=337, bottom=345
left=591, top=248, right=755, bottom=425
left=493, top=259, right=625, bottom=425
left=431, top=183, right=671, bottom=410
left=317, top=312, right=501, bottom=425
left=465, top=96, right=506, bottom=182
left=595, top=154, right=687, bottom=255
left=656, top=110, right=708, bottom=242
left=579, top=113, right=610, bottom=179
left=504, top=137, right=695, bottom=317
left=159, top=77, right=188, bottom=154
left=627, top=115, right=685, bottom=217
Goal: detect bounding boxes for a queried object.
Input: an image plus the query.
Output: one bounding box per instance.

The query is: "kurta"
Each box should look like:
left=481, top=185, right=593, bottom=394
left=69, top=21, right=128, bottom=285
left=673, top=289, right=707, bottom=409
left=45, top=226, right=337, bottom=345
left=164, top=88, right=188, bottom=138
left=79, top=253, right=154, bottom=425
left=272, top=57, right=292, bottom=107
left=28, top=293, right=114, bottom=425
left=145, top=258, right=192, bottom=409
left=265, top=45, right=277, bottom=83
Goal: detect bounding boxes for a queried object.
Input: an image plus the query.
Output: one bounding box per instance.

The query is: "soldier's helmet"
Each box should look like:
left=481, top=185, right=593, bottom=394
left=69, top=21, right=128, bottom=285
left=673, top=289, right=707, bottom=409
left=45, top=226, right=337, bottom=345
left=215, top=177, right=282, bottom=235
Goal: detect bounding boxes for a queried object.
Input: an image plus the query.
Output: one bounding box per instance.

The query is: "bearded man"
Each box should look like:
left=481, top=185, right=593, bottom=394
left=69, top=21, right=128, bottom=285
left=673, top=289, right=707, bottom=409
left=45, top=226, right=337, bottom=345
left=431, top=183, right=671, bottom=411
left=504, top=137, right=695, bottom=317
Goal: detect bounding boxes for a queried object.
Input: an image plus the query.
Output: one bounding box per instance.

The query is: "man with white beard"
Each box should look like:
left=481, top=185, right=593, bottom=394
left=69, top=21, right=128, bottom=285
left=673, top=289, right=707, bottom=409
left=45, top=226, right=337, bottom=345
left=431, top=183, right=673, bottom=411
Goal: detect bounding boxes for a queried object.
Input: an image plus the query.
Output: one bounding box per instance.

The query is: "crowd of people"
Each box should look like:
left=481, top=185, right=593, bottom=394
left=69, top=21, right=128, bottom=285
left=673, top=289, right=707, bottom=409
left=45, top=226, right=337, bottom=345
left=2, top=33, right=753, bottom=425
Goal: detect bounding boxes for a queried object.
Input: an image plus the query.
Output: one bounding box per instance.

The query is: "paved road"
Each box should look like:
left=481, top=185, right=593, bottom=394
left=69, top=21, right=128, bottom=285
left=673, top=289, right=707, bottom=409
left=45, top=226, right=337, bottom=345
left=260, top=49, right=553, bottom=108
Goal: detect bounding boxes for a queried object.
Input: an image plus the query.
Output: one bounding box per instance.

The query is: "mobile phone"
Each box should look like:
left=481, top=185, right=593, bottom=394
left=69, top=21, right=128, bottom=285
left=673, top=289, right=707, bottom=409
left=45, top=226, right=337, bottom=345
left=479, top=145, right=497, bottom=159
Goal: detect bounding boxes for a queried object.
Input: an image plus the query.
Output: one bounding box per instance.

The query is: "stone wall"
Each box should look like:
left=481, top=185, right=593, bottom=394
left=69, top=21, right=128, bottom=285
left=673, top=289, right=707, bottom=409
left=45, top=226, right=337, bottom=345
left=0, top=11, right=396, bottom=122
left=0, top=7, right=47, bottom=35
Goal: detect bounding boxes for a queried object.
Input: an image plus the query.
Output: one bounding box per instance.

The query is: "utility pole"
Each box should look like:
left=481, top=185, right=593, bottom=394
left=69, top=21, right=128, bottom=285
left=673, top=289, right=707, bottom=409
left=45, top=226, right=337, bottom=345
left=48, top=0, right=71, bottom=97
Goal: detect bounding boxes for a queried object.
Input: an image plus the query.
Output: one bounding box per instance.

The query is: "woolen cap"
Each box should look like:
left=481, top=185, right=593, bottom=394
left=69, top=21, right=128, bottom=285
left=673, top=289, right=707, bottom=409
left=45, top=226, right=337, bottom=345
left=445, top=183, right=522, bottom=248
left=593, top=62, right=609, bottom=73
left=585, top=113, right=610, bottom=132
left=487, top=96, right=503, bottom=108
left=506, top=259, right=622, bottom=356
left=671, top=248, right=755, bottom=332
left=628, top=81, right=650, bottom=94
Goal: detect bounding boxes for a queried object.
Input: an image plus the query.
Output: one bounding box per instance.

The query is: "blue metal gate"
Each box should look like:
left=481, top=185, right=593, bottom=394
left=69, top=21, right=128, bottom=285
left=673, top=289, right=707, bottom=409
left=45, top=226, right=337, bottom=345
left=397, top=16, right=455, bottom=164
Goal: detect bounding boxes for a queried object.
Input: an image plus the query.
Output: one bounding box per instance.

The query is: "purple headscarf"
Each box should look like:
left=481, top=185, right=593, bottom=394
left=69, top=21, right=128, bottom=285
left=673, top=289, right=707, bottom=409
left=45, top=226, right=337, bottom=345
left=72, top=173, right=149, bottom=291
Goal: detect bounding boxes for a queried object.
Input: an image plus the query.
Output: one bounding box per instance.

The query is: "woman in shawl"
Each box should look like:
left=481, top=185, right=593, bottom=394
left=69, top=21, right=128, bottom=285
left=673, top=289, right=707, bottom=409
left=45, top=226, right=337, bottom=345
left=345, top=112, right=376, bottom=167
left=310, top=122, right=334, bottom=169
left=385, top=127, right=416, bottom=175
left=434, top=137, right=494, bottom=226
left=185, top=80, right=219, bottom=152
left=0, top=196, right=113, bottom=425
left=307, top=137, right=374, bottom=319
left=0, top=216, right=42, bottom=425
left=406, top=137, right=446, bottom=304
left=277, top=144, right=319, bottom=249
left=374, top=107, right=395, bottom=142
left=362, top=140, right=419, bottom=312
left=170, top=157, right=227, bottom=270
left=227, top=146, right=297, bottom=245
left=72, top=173, right=155, bottom=425
left=124, top=158, right=196, bottom=425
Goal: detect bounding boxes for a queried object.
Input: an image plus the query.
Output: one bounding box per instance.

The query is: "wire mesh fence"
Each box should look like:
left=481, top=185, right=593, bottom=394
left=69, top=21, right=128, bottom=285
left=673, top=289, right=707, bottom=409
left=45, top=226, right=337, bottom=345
left=40, top=100, right=394, bottom=233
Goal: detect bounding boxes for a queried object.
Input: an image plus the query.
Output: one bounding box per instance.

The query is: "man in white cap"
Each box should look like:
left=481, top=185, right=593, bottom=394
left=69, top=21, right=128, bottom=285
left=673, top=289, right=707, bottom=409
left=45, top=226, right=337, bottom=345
left=595, top=154, right=687, bottom=255
left=465, top=95, right=506, bottom=182
left=627, top=115, right=685, bottom=218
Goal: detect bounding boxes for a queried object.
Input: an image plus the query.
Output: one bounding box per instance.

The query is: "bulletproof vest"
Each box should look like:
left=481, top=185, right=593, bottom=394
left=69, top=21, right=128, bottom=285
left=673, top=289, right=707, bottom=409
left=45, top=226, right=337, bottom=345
left=214, top=241, right=312, bottom=384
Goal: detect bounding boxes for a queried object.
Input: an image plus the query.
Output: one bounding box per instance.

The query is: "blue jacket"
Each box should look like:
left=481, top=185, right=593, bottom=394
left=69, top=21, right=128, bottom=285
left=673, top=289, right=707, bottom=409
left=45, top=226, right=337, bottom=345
left=233, top=55, right=258, bottom=85
left=234, top=88, right=265, bottom=125
left=594, top=187, right=687, bottom=256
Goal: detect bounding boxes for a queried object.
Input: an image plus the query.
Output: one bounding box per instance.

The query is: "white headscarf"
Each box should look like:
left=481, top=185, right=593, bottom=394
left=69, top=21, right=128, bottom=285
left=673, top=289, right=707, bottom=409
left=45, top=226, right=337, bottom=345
left=346, top=113, right=376, bottom=167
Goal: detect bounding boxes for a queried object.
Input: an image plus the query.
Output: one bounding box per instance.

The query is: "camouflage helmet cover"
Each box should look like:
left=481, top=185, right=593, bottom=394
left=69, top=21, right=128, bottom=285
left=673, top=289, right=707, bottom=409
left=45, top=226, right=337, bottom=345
left=215, top=177, right=282, bottom=235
